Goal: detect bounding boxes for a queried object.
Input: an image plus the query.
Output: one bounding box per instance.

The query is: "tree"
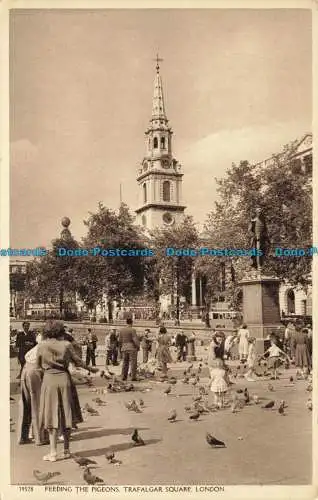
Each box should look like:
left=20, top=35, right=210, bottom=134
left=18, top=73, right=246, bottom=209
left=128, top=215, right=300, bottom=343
left=202, top=139, right=312, bottom=300
left=25, top=235, right=80, bottom=318
left=78, top=203, right=146, bottom=320
left=150, top=216, right=198, bottom=324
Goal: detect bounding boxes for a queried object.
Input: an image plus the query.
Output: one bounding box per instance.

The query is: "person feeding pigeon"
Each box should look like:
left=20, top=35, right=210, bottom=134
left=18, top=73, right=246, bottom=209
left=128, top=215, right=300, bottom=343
left=156, top=326, right=172, bottom=378
left=209, top=358, right=230, bottom=408
left=36, top=320, right=99, bottom=462
left=259, top=334, right=291, bottom=380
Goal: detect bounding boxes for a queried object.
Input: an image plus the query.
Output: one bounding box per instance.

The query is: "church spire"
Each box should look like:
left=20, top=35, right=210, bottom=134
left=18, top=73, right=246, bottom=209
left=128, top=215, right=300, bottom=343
left=151, top=54, right=167, bottom=122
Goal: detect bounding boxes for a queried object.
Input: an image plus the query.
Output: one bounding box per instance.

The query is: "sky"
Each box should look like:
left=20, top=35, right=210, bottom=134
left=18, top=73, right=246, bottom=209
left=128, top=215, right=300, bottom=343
left=10, top=8, right=312, bottom=248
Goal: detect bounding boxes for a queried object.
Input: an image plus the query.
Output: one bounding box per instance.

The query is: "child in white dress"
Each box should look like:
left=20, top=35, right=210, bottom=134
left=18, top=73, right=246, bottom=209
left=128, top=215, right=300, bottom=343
left=210, top=358, right=230, bottom=408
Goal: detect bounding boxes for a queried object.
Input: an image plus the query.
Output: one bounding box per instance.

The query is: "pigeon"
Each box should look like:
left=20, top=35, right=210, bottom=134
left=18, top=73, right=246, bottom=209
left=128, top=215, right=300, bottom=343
left=262, top=400, right=275, bottom=409
left=168, top=409, right=177, bottom=422
left=206, top=432, right=226, bottom=448
left=278, top=401, right=286, bottom=415
left=124, top=400, right=133, bottom=410
left=182, top=377, right=189, bottom=384
left=131, top=402, right=142, bottom=413
left=198, top=385, right=208, bottom=396
left=93, top=397, right=107, bottom=406
left=289, top=376, right=294, bottom=383
left=164, top=385, right=172, bottom=395
left=189, top=411, right=200, bottom=421
left=306, top=399, right=313, bottom=411
left=195, top=403, right=209, bottom=414
left=83, top=467, right=104, bottom=485
left=268, top=383, right=274, bottom=392
left=72, top=454, right=97, bottom=467
left=131, top=429, right=145, bottom=446
left=236, top=389, right=243, bottom=394
left=33, top=470, right=61, bottom=484
left=106, top=452, right=115, bottom=463
left=84, top=403, right=99, bottom=416
left=139, top=399, right=144, bottom=407
left=169, top=378, right=177, bottom=385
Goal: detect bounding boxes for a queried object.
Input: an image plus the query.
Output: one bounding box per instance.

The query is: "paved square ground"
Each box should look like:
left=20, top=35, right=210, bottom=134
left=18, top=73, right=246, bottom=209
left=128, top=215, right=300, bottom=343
left=10, top=354, right=312, bottom=486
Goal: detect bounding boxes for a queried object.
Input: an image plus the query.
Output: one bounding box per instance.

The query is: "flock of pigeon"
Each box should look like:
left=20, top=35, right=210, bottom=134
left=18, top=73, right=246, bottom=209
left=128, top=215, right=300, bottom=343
left=12, top=359, right=313, bottom=486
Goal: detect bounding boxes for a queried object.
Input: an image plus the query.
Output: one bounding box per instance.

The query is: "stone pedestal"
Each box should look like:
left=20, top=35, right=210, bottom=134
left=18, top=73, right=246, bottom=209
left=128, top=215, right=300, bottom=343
left=239, top=276, right=281, bottom=354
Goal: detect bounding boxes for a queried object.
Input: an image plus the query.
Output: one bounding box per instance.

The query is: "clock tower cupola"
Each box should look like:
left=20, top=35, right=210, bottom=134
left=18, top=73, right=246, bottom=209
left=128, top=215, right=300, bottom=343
left=136, top=55, right=186, bottom=229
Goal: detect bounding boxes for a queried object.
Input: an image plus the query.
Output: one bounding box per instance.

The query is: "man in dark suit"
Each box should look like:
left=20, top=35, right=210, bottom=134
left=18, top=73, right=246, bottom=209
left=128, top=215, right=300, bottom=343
left=175, top=331, right=188, bottom=361
left=118, top=318, right=140, bottom=381
left=15, top=321, right=36, bottom=378
left=85, top=328, right=98, bottom=366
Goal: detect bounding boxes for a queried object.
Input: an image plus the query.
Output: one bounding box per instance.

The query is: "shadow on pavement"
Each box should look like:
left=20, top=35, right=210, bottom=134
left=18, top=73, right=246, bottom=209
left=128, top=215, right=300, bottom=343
left=72, top=427, right=150, bottom=442
left=76, top=438, right=162, bottom=457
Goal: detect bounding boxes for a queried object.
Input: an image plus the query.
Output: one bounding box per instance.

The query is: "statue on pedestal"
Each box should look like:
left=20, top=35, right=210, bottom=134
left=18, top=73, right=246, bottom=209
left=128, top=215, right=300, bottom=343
left=248, top=208, right=269, bottom=271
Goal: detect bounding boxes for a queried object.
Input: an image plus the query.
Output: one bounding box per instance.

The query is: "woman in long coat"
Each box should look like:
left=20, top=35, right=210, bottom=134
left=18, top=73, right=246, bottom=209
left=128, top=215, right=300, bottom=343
left=17, top=333, right=48, bottom=445
left=156, top=326, right=172, bottom=377
left=293, top=327, right=311, bottom=372
left=36, top=320, right=98, bottom=462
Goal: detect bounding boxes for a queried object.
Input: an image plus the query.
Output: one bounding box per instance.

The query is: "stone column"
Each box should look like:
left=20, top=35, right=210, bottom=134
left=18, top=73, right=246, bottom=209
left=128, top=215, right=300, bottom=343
left=191, top=274, right=196, bottom=306
left=199, top=277, right=203, bottom=307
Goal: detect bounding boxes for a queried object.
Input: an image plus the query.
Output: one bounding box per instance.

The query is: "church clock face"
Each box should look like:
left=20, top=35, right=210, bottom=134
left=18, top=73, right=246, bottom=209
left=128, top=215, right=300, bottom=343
left=163, top=212, right=175, bottom=225
left=161, top=159, right=170, bottom=169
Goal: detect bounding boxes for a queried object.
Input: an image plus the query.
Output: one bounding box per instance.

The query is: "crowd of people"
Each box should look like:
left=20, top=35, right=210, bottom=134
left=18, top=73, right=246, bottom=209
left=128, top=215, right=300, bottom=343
left=206, top=322, right=312, bottom=408
left=12, top=317, right=313, bottom=460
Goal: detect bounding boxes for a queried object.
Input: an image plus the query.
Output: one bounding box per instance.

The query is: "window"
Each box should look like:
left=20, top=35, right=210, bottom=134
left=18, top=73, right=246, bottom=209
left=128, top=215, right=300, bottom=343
left=143, top=183, right=147, bottom=204
left=153, top=137, right=158, bottom=149
left=163, top=181, right=170, bottom=202
left=161, top=137, right=165, bottom=149
left=142, top=215, right=147, bottom=226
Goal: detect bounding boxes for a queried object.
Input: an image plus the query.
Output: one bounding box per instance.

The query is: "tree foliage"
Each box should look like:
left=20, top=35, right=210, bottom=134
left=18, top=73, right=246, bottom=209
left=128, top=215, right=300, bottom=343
left=150, top=216, right=198, bottom=320
left=25, top=235, right=80, bottom=316
left=201, top=139, right=312, bottom=301
left=78, top=203, right=146, bottom=314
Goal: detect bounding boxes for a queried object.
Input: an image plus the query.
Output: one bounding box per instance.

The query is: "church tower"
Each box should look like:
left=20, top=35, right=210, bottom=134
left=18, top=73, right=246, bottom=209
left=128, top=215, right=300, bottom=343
left=136, top=56, right=186, bottom=229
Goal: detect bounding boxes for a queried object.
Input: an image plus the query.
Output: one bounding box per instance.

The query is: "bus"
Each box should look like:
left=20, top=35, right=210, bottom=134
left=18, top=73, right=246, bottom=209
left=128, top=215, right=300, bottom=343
left=209, top=310, right=242, bottom=330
